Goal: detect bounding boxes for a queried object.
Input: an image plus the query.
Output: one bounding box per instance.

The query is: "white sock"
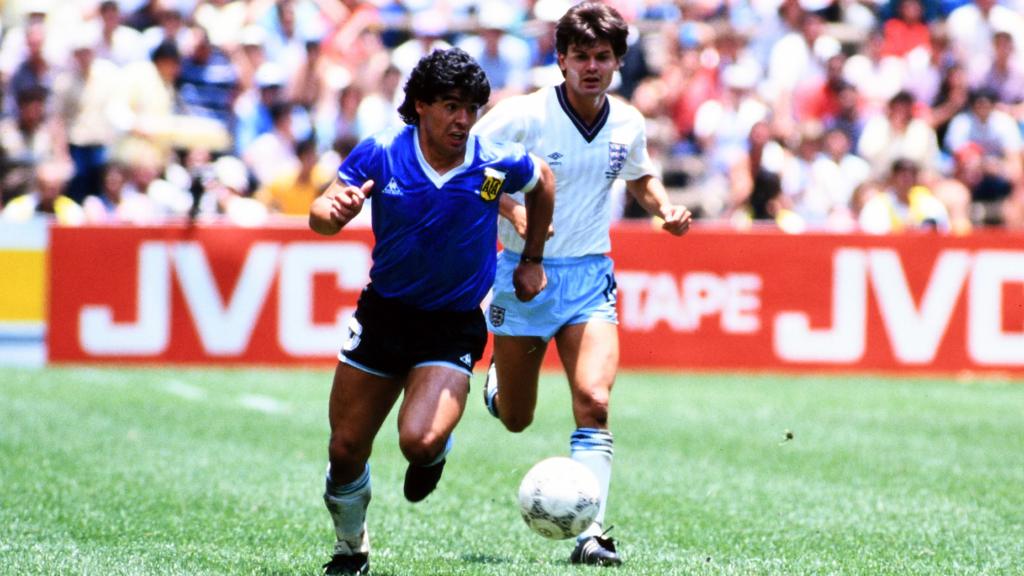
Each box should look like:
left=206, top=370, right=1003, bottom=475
left=324, top=463, right=371, bottom=554
left=424, top=434, right=453, bottom=467
left=570, top=427, right=614, bottom=539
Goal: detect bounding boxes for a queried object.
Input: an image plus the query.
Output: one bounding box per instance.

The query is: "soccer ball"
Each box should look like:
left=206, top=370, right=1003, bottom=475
left=517, top=457, right=600, bottom=540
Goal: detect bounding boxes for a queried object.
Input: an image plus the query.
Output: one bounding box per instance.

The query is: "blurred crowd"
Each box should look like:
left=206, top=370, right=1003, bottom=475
left=1, top=0, right=1022, bottom=233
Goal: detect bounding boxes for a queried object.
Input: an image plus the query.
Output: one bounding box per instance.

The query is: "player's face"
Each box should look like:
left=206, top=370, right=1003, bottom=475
left=416, top=93, right=481, bottom=158
left=558, top=41, right=619, bottom=99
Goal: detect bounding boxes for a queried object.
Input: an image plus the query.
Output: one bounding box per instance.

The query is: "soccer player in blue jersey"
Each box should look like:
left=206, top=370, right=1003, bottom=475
left=473, top=3, right=692, bottom=566
left=308, top=48, right=554, bottom=576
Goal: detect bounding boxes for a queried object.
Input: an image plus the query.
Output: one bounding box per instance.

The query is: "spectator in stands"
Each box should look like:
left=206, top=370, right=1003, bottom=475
left=727, top=120, right=788, bottom=218
left=233, top=25, right=268, bottom=94
left=929, top=62, right=971, bottom=148
left=0, top=3, right=61, bottom=91
left=974, top=31, right=1024, bottom=119
left=235, top=61, right=288, bottom=153
left=731, top=168, right=805, bottom=233
left=662, top=24, right=717, bottom=152
left=822, top=80, right=865, bottom=146
left=859, top=158, right=950, bottom=233
left=259, top=0, right=320, bottom=74
left=113, top=40, right=180, bottom=167
left=456, top=2, right=531, bottom=100
left=321, top=0, right=382, bottom=73
left=904, top=27, right=956, bottom=107
left=947, top=0, right=1024, bottom=83
left=140, top=7, right=188, bottom=55
left=129, top=151, right=191, bottom=218
left=354, top=64, right=404, bottom=139
left=315, top=81, right=362, bottom=153
left=945, top=88, right=1024, bottom=226
left=1, top=86, right=62, bottom=203
left=858, top=90, right=941, bottom=179
left=256, top=136, right=332, bottom=216
left=82, top=162, right=157, bottom=224
left=391, top=9, right=452, bottom=78
left=772, top=10, right=845, bottom=140
left=196, top=154, right=268, bottom=226
left=52, top=27, right=121, bottom=203
left=115, top=41, right=232, bottom=166
left=880, top=0, right=931, bottom=58
left=694, top=61, right=771, bottom=214
left=178, top=26, right=239, bottom=129
left=194, top=0, right=248, bottom=49
left=793, top=52, right=848, bottom=123
left=243, top=101, right=298, bottom=186
left=290, top=39, right=330, bottom=111
left=843, top=29, right=904, bottom=116
left=5, top=17, right=54, bottom=116
left=804, top=126, right=871, bottom=227
left=95, top=0, right=145, bottom=67
left=2, top=160, right=84, bottom=225
left=780, top=121, right=823, bottom=209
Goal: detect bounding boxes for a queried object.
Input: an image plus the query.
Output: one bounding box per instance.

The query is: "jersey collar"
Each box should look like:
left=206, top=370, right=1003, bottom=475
left=555, top=82, right=610, bottom=143
left=412, top=126, right=477, bottom=188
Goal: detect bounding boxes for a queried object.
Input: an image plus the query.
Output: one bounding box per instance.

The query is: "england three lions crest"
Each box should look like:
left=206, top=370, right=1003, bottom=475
left=479, top=167, right=506, bottom=201
left=489, top=305, right=506, bottom=327
left=605, top=143, right=628, bottom=178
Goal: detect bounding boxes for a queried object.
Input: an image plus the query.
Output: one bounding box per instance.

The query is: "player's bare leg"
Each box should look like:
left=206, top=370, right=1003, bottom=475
left=488, top=335, right=548, bottom=431
left=324, top=363, right=403, bottom=575
left=397, top=365, right=470, bottom=502
left=555, top=321, right=622, bottom=566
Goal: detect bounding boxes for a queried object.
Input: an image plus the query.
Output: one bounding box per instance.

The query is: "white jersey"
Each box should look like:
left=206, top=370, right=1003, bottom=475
left=473, top=84, right=656, bottom=258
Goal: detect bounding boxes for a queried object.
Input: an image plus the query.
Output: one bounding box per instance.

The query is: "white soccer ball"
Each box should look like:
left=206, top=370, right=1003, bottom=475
left=517, top=457, right=600, bottom=540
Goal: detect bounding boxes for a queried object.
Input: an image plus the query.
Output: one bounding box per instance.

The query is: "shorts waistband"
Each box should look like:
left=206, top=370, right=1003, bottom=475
left=500, top=250, right=609, bottom=267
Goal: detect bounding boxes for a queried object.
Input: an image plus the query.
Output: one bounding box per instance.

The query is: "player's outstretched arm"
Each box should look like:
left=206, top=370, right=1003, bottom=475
left=309, top=178, right=372, bottom=236
left=626, top=174, right=693, bottom=236
left=513, top=160, right=554, bottom=301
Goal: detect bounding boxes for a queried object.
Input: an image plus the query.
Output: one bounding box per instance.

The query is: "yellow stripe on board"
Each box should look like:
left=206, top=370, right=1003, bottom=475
left=0, top=250, right=46, bottom=321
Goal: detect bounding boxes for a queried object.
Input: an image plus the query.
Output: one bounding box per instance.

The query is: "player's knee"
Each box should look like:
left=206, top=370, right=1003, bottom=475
left=574, top=390, right=610, bottom=424
left=398, top=432, right=446, bottom=465
left=500, top=411, right=533, bottom=433
left=328, top=433, right=369, bottom=468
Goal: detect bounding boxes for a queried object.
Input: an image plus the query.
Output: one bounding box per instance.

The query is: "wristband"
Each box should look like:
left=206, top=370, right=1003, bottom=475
left=520, top=254, right=543, bottom=264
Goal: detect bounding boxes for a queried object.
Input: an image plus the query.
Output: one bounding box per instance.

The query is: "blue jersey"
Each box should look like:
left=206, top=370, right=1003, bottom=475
left=338, top=125, right=540, bottom=311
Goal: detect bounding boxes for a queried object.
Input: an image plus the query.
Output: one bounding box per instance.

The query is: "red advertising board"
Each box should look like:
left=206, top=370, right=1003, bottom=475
left=48, top=224, right=1024, bottom=374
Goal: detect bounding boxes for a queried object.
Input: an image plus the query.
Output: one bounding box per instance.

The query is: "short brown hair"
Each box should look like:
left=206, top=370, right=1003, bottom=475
left=555, top=2, right=628, bottom=59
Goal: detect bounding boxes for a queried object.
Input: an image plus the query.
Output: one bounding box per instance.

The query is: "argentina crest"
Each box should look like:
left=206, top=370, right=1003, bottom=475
left=479, top=167, right=506, bottom=201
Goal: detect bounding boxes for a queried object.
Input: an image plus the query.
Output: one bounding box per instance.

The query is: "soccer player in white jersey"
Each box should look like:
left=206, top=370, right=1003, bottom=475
left=473, top=2, right=692, bottom=566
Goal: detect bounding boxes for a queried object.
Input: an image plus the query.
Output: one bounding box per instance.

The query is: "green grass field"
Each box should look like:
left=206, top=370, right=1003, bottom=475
left=2, top=366, right=1022, bottom=575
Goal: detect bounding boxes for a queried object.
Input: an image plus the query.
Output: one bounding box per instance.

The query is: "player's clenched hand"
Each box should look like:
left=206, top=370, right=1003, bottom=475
left=661, top=204, right=692, bottom=236
left=330, top=180, right=372, bottom=226
left=513, top=262, right=547, bottom=302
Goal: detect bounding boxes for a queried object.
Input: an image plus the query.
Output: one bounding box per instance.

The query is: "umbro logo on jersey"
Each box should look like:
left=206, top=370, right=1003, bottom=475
left=459, top=354, right=472, bottom=367
left=382, top=177, right=403, bottom=196
left=547, top=151, right=564, bottom=166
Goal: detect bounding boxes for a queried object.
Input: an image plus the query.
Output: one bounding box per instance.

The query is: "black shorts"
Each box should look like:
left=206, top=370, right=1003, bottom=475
left=339, top=285, right=487, bottom=379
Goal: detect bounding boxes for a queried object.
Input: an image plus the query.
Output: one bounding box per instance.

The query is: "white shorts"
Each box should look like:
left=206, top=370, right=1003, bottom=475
left=487, top=251, right=618, bottom=341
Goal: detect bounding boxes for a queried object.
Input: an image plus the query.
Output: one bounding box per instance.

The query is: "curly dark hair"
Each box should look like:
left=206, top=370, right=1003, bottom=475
left=397, top=48, right=490, bottom=125
left=555, top=2, right=628, bottom=60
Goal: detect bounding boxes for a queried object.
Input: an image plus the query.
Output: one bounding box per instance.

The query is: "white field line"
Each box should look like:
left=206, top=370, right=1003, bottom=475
left=239, top=394, right=289, bottom=414
left=163, top=379, right=206, bottom=401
